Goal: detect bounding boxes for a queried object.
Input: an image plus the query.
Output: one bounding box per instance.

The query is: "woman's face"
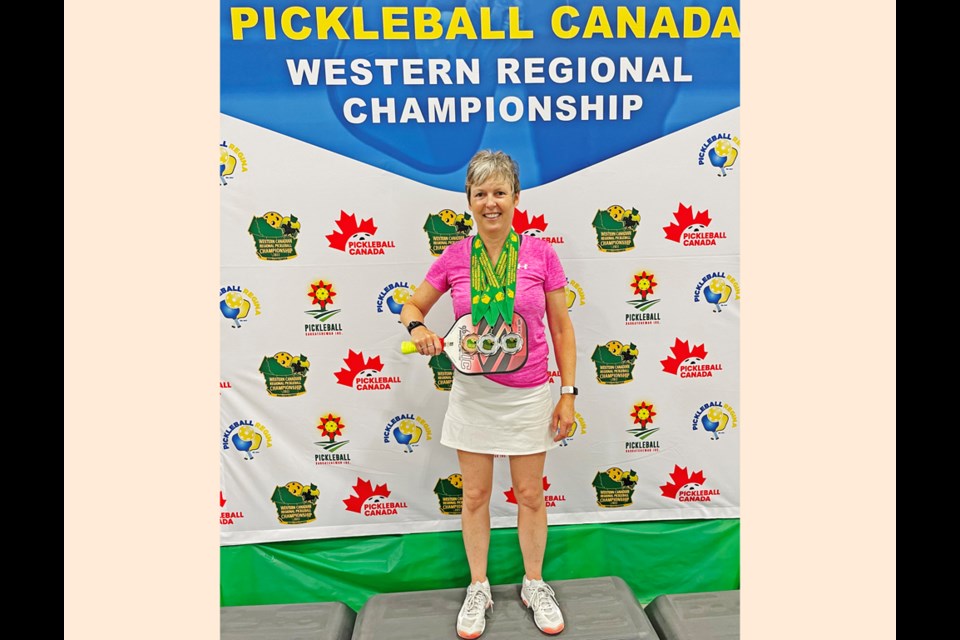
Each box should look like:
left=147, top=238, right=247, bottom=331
left=468, top=174, right=519, bottom=240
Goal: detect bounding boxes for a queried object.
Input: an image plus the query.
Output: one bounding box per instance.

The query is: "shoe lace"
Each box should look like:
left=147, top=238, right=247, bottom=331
left=464, top=585, right=491, bottom=616
left=529, top=582, right=558, bottom=614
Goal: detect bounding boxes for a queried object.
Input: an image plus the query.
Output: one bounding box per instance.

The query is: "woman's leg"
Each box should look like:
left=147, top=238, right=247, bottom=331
left=508, top=451, right=548, bottom=580
left=457, top=449, right=495, bottom=582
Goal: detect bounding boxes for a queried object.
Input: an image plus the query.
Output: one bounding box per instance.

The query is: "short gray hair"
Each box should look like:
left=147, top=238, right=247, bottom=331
left=464, top=150, right=520, bottom=200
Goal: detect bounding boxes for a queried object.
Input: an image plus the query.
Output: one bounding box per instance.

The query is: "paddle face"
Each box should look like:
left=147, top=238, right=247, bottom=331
left=403, top=314, right=529, bottom=375
left=446, top=313, right=529, bottom=374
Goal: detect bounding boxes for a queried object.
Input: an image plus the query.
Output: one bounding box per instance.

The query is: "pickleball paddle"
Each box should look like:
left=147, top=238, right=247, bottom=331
left=401, top=313, right=528, bottom=375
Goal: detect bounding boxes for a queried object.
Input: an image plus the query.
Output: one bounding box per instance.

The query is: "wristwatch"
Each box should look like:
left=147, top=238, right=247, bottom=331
left=405, top=320, right=426, bottom=334
left=560, top=386, right=578, bottom=396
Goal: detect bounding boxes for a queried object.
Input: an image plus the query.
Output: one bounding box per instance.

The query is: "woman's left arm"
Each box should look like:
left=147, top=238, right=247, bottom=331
left=545, top=287, right=577, bottom=442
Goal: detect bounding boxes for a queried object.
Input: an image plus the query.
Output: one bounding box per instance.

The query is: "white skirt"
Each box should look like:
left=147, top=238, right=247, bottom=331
left=441, top=371, right=559, bottom=455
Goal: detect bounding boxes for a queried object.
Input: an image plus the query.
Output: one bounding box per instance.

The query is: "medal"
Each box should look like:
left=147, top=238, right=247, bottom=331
left=470, top=230, right=519, bottom=327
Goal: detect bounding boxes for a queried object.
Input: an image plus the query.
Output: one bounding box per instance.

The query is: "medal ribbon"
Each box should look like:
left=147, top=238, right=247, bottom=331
left=470, top=230, right=519, bottom=326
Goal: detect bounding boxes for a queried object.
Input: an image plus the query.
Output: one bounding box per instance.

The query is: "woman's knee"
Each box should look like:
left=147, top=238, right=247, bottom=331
left=462, top=485, right=492, bottom=510
left=512, top=482, right=544, bottom=510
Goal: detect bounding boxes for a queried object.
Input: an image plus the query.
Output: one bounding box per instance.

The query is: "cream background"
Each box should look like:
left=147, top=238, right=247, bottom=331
left=65, top=2, right=895, bottom=638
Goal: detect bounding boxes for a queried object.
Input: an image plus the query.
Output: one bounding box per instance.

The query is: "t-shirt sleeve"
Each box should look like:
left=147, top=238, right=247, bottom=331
left=425, top=243, right=453, bottom=293
left=543, top=242, right=567, bottom=292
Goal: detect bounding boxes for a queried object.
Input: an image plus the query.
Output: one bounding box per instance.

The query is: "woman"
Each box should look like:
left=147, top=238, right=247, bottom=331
left=400, top=149, right=577, bottom=638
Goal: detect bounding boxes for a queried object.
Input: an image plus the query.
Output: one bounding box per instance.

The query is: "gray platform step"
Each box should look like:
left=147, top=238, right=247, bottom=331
left=221, top=601, right=357, bottom=640
left=643, top=590, right=740, bottom=640
left=352, top=576, right=657, bottom=640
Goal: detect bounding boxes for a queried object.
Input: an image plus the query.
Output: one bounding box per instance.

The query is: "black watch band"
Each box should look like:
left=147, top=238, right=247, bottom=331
left=405, top=320, right=426, bottom=334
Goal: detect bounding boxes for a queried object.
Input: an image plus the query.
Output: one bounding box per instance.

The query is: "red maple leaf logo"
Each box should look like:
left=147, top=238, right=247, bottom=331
left=512, top=209, right=548, bottom=235
left=343, top=478, right=391, bottom=513
left=630, top=402, right=656, bottom=427
left=660, top=338, right=708, bottom=375
left=660, top=465, right=706, bottom=499
left=326, top=211, right=378, bottom=251
left=219, top=491, right=226, bottom=508
left=334, top=350, right=384, bottom=387
left=504, top=476, right=551, bottom=504
left=662, top=203, right=711, bottom=242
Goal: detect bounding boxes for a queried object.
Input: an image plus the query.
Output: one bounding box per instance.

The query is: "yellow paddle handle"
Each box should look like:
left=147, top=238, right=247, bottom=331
left=400, top=341, right=417, bottom=354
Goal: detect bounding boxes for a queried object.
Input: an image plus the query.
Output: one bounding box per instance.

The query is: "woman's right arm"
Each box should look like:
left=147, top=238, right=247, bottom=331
left=400, top=280, right=444, bottom=354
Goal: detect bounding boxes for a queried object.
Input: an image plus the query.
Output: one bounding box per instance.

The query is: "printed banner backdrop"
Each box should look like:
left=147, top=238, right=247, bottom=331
left=220, top=0, right=740, bottom=546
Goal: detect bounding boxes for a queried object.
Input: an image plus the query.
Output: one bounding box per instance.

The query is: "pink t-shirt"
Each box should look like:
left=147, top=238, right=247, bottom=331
left=425, top=236, right=567, bottom=388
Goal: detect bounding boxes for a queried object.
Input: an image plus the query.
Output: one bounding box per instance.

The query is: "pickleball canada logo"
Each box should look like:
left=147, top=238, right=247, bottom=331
left=383, top=414, right=433, bottom=453
left=692, top=401, right=739, bottom=440
left=513, top=209, right=565, bottom=245
left=376, top=281, right=416, bottom=323
left=592, top=467, right=639, bottom=508
left=222, top=420, right=273, bottom=460
left=423, top=208, right=473, bottom=256
left=220, top=285, right=261, bottom=328
left=693, top=272, right=740, bottom=313
left=249, top=210, right=301, bottom=260
left=434, top=473, right=464, bottom=515
left=343, top=478, right=408, bottom=517
left=505, top=476, right=566, bottom=509
left=314, top=412, right=351, bottom=465
left=260, top=351, right=310, bottom=396
left=271, top=481, right=319, bottom=525
left=326, top=211, right=396, bottom=255
left=625, top=270, right=661, bottom=326
left=661, top=338, right=723, bottom=379
left=591, top=339, right=639, bottom=384
left=220, top=491, right=245, bottom=526
left=219, top=140, right=247, bottom=186
left=305, top=279, right=343, bottom=336
left=660, top=465, right=720, bottom=502
left=592, top=204, right=640, bottom=252
left=626, top=401, right=660, bottom=453
left=334, top=350, right=401, bottom=390
left=663, top=203, right=728, bottom=247
left=698, top=133, right=740, bottom=177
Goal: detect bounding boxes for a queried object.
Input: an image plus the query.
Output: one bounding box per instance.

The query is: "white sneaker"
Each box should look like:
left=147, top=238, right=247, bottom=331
left=520, top=576, right=565, bottom=635
left=457, top=580, right=493, bottom=639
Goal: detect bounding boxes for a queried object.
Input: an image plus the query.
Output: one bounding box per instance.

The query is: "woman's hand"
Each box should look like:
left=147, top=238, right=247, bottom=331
left=400, top=281, right=444, bottom=357
left=410, top=325, right=443, bottom=357
left=551, top=395, right=575, bottom=442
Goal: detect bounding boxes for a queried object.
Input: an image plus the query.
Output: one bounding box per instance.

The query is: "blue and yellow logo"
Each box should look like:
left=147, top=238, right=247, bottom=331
left=383, top=414, right=433, bottom=453
left=220, top=285, right=261, bottom=328
left=220, top=140, right=247, bottom=186
left=222, top=420, right=273, bottom=460
left=375, top=281, right=417, bottom=321
left=698, top=133, right=740, bottom=177
left=693, top=272, right=740, bottom=313
left=691, top=401, right=738, bottom=440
